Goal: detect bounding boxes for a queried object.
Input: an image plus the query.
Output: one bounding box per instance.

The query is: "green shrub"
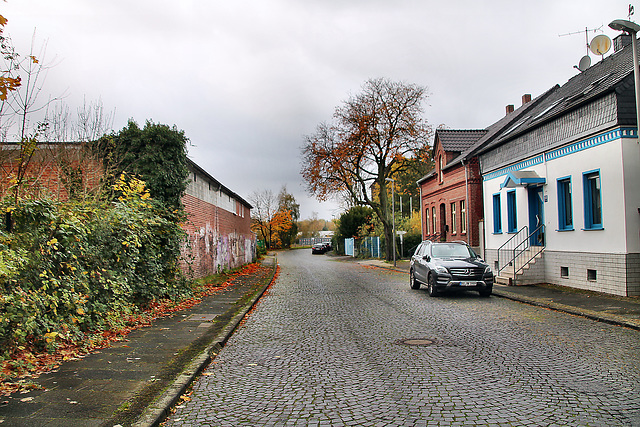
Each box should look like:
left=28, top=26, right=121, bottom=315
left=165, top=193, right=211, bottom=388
left=0, top=174, right=189, bottom=360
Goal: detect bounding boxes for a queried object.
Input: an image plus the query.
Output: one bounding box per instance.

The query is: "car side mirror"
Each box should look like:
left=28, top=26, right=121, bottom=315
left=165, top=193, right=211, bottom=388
left=423, top=255, right=430, bottom=262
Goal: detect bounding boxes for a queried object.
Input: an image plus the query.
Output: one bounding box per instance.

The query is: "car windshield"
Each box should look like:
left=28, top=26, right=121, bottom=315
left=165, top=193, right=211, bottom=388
left=431, top=243, right=473, bottom=259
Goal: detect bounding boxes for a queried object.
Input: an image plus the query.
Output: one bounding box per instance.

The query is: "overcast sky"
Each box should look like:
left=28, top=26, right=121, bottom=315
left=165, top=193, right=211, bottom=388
left=2, top=0, right=632, bottom=220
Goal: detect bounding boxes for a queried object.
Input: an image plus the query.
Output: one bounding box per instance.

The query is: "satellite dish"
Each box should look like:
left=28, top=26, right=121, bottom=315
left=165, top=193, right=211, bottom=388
left=589, top=34, right=612, bottom=55
left=577, top=55, right=591, bottom=72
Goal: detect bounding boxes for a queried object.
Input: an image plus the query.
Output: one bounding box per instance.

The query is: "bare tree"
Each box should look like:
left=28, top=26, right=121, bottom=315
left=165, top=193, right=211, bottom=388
left=250, top=189, right=278, bottom=249
left=0, top=26, right=64, bottom=210
left=43, top=97, right=114, bottom=143
left=42, top=98, right=115, bottom=200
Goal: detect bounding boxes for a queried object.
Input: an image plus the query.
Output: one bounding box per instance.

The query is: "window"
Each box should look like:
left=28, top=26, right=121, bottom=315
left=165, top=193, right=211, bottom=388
left=561, top=266, right=569, bottom=278
left=450, top=203, right=457, bottom=234
left=425, top=208, right=430, bottom=234
left=439, top=156, right=444, bottom=183
left=587, top=269, right=597, bottom=281
left=460, top=200, right=467, bottom=234
left=557, top=177, right=573, bottom=230
left=583, top=171, right=602, bottom=229
left=507, top=190, right=517, bottom=233
left=432, top=206, right=436, bottom=235
left=492, top=193, right=502, bottom=233
left=418, top=242, right=431, bottom=257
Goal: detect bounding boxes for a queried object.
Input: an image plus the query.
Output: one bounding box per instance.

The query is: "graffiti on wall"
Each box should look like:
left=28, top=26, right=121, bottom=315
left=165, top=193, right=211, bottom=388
left=181, top=221, right=256, bottom=277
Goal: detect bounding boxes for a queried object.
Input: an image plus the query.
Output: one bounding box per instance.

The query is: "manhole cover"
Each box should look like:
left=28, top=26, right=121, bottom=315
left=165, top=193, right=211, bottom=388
left=396, top=338, right=436, bottom=346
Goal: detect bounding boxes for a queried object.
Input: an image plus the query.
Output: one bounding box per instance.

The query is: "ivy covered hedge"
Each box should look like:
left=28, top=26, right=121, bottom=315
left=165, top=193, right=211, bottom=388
left=0, top=174, right=190, bottom=363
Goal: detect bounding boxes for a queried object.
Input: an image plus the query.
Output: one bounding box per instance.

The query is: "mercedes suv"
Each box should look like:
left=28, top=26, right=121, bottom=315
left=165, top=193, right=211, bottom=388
left=409, top=241, right=494, bottom=297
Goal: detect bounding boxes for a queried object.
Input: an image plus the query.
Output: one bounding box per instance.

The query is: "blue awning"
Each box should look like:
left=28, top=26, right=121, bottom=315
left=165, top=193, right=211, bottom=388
left=500, top=171, right=546, bottom=189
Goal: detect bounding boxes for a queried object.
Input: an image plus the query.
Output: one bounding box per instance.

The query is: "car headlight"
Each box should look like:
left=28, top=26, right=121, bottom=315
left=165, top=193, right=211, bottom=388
left=484, top=266, right=493, bottom=274
left=434, top=265, right=448, bottom=274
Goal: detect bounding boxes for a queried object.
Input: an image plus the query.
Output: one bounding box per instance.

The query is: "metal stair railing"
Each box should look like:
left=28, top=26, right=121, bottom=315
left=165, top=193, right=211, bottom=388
left=511, top=224, right=545, bottom=285
left=497, top=226, right=528, bottom=275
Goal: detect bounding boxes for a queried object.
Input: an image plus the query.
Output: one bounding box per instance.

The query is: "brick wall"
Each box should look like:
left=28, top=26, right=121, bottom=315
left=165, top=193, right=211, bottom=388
left=0, top=145, right=103, bottom=201
left=180, top=172, right=255, bottom=277
left=0, top=145, right=256, bottom=278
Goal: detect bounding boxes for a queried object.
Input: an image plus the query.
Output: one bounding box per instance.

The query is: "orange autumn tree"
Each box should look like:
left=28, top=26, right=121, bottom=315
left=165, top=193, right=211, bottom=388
left=301, top=78, right=432, bottom=261
left=268, top=209, right=293, bottom=248
left=250, top=187, right=295, bottom=249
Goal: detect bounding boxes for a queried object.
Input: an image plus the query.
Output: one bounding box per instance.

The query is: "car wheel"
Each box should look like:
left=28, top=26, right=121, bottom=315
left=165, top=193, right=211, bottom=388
left=479, top=285, right=492, bottom=298
left=410, top=269, right=421, bottom=290
left=428, top=273, right=439, bottom=297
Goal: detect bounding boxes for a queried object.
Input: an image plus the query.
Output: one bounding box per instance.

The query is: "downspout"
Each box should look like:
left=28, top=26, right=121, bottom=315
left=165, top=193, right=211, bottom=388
left=419, top=183, right=424, bottom=239
left=462, top=158, right=470, bottom=245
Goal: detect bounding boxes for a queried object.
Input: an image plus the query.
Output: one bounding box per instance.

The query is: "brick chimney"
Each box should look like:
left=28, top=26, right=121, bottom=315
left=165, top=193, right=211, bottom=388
left=522, top=94, right=531, bottom=105
left=506, top=104, right=515, bottom=115
left=614, top=34, right=632, bottom=52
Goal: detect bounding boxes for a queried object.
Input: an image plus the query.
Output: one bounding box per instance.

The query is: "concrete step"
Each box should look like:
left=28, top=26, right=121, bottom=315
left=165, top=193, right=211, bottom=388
left=496, top=248, right=544, bottom=285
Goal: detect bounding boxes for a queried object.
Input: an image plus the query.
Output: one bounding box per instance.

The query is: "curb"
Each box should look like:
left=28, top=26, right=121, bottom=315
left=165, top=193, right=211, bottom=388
left=491, top=289, right=640, bottom=332
left=132, top=259, right=278, bottom=427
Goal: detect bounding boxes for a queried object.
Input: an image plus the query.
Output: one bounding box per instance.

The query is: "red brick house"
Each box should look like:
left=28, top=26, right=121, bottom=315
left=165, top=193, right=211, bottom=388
left=417, top=129, right=485, bottom=249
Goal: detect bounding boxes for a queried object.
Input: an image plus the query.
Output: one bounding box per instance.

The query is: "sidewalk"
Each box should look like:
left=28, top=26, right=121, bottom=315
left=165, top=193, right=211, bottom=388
left=0, top=256, right=278, bottom=427
left=357, top=258, right=640, bottom=331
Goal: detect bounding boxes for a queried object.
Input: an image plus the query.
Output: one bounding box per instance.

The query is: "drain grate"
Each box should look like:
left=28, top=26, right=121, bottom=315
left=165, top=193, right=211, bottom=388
left=396, top=338, right=436, bottom=346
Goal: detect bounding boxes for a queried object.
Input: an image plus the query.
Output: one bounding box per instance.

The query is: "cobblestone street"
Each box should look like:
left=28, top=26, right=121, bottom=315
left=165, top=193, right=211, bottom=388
left=165, top=250, right=640, bottom=426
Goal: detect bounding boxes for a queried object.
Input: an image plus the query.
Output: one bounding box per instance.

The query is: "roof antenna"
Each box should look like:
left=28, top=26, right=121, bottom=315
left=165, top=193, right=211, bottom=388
left=559, top=26, right=604, bottom=72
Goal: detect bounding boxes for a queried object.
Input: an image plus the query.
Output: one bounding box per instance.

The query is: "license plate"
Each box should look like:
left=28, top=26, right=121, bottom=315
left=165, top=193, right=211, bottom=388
left=460, top=281, right=477, bottom=287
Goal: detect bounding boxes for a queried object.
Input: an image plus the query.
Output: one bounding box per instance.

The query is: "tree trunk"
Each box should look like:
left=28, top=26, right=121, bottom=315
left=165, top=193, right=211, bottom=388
left=377, top=182, right=394, bottom=261
left=383, top=220, right=394, bottom=261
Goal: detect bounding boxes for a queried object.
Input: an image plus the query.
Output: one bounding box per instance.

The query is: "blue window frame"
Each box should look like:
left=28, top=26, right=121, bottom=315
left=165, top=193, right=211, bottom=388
left=492, top=193, right=502, bottom=234
left=507, top=190, right=517, bottom=233
left=583, top=170, right=603, bottom=230
left=557, top=177, right=573, bottom=231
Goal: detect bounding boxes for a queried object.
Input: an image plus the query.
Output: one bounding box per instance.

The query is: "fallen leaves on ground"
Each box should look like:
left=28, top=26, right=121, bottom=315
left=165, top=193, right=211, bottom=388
left=1, top=262, right=270, bottom=396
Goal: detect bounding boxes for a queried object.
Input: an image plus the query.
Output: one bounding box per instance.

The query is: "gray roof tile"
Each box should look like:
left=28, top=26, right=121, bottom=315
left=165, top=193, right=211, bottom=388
left=436, top=129, right=487, bottom=152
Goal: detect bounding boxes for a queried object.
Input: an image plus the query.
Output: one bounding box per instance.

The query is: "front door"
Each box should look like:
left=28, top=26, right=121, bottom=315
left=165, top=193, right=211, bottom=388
left=439, top=203, right=447, bottom=241
left=528, top=186, right=544, bottom=246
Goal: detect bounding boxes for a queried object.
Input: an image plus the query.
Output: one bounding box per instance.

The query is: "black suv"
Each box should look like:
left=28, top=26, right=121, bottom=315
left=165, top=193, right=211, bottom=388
left=409, top=241, right=494, bottom=297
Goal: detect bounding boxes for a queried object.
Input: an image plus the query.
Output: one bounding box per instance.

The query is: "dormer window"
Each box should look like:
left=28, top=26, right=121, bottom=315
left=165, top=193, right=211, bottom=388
left=439, top=156, right=444, bottom=183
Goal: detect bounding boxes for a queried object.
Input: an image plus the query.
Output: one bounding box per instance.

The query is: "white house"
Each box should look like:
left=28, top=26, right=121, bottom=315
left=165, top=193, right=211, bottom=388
left=477, top=34, right=640, bottom=296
